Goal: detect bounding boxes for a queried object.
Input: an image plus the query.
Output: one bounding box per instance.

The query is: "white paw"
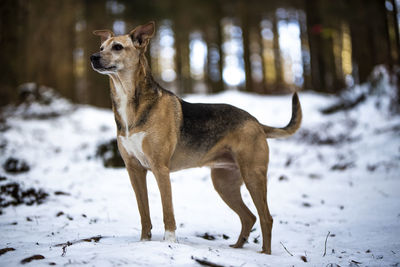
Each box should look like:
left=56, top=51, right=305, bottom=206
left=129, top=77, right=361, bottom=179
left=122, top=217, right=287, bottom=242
left=163, top=230, right=176, bottom=242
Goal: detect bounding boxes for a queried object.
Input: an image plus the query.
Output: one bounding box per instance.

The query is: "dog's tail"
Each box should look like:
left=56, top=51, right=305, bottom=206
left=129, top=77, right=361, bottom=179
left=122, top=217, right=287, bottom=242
left=262, top=92, right=302, bottom=139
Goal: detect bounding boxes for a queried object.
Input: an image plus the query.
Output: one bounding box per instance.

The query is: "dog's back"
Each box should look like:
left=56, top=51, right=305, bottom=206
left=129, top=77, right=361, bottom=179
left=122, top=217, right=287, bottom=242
left=179, top=100, right=256, bottom=151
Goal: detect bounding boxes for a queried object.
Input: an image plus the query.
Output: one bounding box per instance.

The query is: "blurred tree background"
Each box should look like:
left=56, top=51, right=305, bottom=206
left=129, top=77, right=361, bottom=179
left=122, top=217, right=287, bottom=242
left=0, top=0, right=399, bottom=108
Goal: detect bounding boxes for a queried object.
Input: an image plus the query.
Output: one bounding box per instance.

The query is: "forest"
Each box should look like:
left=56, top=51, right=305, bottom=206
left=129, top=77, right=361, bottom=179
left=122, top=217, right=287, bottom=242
left=1, top=0, right=399, bottom=107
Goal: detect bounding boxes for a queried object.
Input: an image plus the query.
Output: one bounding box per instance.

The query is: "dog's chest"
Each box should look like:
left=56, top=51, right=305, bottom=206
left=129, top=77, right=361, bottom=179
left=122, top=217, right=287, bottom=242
left=119, top=132, right=150, bottom=168
left=113, top=82, right=150, bottom=168
left=116, top=93, right=130, bottom=134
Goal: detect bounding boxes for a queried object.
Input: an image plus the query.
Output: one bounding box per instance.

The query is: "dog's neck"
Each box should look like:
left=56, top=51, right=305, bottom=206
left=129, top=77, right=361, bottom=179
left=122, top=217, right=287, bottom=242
left=109, top=53, right=151, bottom=99
left=109, top=70, right=134, bottom=98
left=108, top=52, right=158, bottom=135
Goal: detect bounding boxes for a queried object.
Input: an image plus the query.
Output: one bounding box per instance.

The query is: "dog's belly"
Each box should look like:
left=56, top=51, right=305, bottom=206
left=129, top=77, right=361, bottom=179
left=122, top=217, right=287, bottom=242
left=119, top=132, right=150, bottom=168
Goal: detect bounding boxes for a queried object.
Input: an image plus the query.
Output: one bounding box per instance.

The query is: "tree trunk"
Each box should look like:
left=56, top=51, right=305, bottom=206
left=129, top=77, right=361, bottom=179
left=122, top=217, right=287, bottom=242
left=214, top=2, right=225, bottom=93
left=240, top=0, right=252, bottom=92
left=172, top=0, right=192, bottom=95
left=305, top=0, right=343, bottom=93
left=256, top=19, right=268, bottom=94
left=348, top=0, right=391, bottom=84
left=272, top=12, right=283, bottom=92
left=391, top=0, right=400, bottom=65
left=0, top=0, right=26, bottom=106
left=298, top=9, right=311, bottom=90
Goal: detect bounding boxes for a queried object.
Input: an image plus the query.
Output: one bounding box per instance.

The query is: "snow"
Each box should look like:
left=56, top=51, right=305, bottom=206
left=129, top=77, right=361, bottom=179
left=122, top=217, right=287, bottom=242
left=1, top=82, right=400, bottom=266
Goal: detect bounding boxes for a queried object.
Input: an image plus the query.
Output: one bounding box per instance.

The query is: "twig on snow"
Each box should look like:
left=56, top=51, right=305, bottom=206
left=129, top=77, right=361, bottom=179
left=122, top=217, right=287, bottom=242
left=323, top=231, right=331, bottom=257
left=191, top=256, right=224, bottom=267
left=55, top=236, right=103, bottom=257
left=280, top=242, right=293, bottom=256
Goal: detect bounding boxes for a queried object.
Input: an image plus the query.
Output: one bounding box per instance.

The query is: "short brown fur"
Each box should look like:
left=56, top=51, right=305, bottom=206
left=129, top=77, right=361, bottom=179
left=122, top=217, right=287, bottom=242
left=91, top=21, right=302, bottom=254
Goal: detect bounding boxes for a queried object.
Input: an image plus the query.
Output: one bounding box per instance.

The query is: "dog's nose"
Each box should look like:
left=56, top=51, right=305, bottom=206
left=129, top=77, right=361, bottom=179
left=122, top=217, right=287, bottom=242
left=90, top=53, right=101, bottom=62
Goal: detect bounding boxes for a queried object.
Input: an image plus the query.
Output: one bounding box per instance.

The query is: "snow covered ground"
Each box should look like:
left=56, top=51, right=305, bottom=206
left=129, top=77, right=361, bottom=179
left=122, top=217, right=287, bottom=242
left=0, top=80, right=399, bottom=266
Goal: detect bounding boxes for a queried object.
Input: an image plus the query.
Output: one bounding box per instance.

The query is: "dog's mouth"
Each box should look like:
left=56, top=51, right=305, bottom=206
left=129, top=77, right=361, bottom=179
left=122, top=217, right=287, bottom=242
left=91, top=62, right=117, bottom=73
left=103, top=65, right=117, bottom=71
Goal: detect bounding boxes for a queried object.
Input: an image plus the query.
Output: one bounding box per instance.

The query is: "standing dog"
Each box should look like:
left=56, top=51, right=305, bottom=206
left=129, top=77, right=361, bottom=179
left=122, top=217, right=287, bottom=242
left=90, top=21, right=301, bottom=254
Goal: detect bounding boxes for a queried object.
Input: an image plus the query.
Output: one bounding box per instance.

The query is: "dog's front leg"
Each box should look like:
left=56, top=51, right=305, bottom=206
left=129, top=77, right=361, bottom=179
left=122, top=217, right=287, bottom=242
left=126, top=163, right=152, bottom=241
left=152, top=165, right=177, bottom=242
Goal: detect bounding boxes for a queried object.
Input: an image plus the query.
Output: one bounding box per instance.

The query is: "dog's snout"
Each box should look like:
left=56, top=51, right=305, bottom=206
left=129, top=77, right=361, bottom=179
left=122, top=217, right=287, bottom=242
left=90, top=53, right=101, bottom=62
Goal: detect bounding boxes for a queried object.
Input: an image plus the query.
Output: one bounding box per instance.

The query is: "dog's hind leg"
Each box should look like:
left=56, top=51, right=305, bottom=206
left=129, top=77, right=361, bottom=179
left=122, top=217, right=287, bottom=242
left=126, top=163, right=152, bottom=241
left=237, top=147, right=273, bottom=254
left=242, top=168, right=273, bottom=254
left=211, top=167, right=256, bottom=248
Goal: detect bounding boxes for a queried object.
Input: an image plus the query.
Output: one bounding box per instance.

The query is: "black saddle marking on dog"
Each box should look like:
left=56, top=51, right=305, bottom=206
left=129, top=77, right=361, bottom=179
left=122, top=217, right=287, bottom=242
left=179, top=100, right=254, bottom=150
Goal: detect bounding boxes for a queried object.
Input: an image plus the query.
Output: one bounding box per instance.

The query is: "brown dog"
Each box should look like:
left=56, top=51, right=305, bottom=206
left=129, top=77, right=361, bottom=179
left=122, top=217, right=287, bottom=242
left=90, top=21, right=302, bottom=254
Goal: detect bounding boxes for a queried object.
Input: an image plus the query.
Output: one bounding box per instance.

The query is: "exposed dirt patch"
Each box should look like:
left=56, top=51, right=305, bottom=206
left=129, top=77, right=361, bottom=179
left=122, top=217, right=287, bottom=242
left=331, top=162, right=355, bottom=171
left=0, top=182, right=49, bottom=213
left=82, top=236, right=103, bottom=242
left=197, top=233, right=216, bottom=241
left=20, top=254, right=45, bottom=264
left=3, top=157, right=30, bottom=173
left=56, top=211, right=64, bottom=217
left=96, top=139, right=124, bottom=168
left=0, top=247, right=15, bottom=256
left=300, top=255, right=308, bottom=262
left=222, top=234, right=229, bottom=240
left=297, top=129, right=357, bottom=146
left=278, top=175, right=289, bottom=181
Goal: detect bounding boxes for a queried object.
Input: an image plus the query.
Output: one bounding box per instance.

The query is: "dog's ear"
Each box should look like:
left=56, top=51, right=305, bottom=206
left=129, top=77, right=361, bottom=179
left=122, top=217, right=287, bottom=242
left=129, top=21, right=155, bottom=48
left=93, top=29, right=114, bottom=44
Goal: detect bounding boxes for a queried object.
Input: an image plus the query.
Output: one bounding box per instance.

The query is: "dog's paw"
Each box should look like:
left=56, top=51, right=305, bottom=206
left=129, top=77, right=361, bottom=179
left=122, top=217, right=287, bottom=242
left=163, top=230, right=176, bottom=242
left=140, top=231, right=152, bottom=241
left=258, top=249, right=271, bottom=255
left=140, top=236, right=151, bottom=241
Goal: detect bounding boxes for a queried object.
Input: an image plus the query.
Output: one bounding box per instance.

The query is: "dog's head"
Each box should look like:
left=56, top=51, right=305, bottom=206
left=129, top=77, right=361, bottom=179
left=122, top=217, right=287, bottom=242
left=90, top=21, right=155, bottom=74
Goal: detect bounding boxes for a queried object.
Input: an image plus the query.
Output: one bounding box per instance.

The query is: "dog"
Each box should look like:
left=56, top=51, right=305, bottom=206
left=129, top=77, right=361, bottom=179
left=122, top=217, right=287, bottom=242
left=90, top=21, right=302, bottom=254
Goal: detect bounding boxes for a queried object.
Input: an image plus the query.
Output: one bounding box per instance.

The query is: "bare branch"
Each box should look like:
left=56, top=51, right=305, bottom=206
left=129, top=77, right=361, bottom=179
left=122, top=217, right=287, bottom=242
left=280, top=242, right=294, bottom=256
left=323, top=231, right=331, bottom=257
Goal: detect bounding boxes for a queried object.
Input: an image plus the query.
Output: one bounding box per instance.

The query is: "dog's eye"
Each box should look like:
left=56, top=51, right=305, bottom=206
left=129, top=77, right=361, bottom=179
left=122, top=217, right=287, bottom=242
left=112, top=44, right=123, bottom=51
left=100, top=47, right=104, bottom=51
